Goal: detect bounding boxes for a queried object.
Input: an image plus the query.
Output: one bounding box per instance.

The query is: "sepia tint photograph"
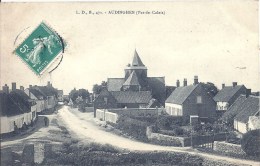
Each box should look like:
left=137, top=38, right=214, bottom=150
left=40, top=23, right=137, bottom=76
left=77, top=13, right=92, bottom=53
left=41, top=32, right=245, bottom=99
left=0, top=1, right=259, bottom=165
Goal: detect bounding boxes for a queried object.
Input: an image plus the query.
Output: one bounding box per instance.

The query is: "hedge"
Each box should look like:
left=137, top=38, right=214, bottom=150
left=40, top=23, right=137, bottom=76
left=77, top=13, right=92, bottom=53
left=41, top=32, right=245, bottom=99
left=241, top=129, right=260, bottom=157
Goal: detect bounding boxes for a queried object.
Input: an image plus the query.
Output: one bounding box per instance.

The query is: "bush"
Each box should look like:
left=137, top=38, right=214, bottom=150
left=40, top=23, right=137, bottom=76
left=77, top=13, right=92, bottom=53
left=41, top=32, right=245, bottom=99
left=159, top=126, right=184, bottom=136
left=156, top=115, right=189, bottom=130
left=241, top=129, right=260, bottom=157
left=115, top=115, right=149, bottom=142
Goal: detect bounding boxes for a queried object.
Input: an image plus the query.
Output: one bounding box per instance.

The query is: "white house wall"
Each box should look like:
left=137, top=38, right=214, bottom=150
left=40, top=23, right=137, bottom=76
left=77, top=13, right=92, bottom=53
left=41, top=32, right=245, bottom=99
left=1, top=110, right=37, bottom=134
left=216, top=102, right=229, bottom=111
left=165, top=103, right=183, bottom=116
left=234, top=120, right=247, bottom=134
left=25, top=89, right=46, bottom=112
left=47, top=96, right=56, bottom=109
left=1, top=116, right=11, bottom=134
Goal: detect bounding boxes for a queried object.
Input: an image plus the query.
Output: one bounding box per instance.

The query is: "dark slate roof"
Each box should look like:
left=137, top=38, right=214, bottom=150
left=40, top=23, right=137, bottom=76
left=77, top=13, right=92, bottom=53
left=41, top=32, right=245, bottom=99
left=213, top=85, right=245, bottom=102
left=0, top=91, right=30, bottom=117
left=165, top=84, right=198, bottom=104
left=123, top=71, right=140, bottom=86
left=9, top=90, right=33, bottom=111
left=234, top=96, right=260, bottom=123
left=36, top=86, right=57, bottom=97
left=29, top=88, right=46, bottom=100
left=111, top=91, right=152, bottom=104
left=132, top=50, right=145, bottom=66
left=107, top=78, right=125, bottom=91
left=220, top=95, right=247, bottom=123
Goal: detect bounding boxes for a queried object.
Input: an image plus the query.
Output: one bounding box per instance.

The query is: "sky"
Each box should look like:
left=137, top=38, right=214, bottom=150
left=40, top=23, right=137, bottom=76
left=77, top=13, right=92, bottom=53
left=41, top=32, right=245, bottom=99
left=0, top=1, right=259, bottom=95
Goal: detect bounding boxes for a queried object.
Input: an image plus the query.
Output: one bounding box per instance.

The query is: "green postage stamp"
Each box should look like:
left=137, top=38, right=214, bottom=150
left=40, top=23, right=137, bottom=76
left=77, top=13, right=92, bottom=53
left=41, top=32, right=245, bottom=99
left=15, top=22, right=65, bottom=75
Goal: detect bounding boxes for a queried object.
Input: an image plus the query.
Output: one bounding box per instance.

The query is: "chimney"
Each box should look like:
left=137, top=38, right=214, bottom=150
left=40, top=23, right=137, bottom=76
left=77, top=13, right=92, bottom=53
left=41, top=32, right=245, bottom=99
left=20, top=86, right=24, bottom=91
left=246, top=89, right=251, bottom=98
left=183, top=78, right=187, bottom=86
left=176, top=80, right=180, bottom=87
left=29, top=85, right=32, bottom=88
left=2, top=84, right=9, bottom=94
left=194, top=76, right=198, bottom=85
left=222, top=83, right=225, bottom=89
left=232, top=82, right=237, bottom=87
left=11, top=82, right=16, bottom=91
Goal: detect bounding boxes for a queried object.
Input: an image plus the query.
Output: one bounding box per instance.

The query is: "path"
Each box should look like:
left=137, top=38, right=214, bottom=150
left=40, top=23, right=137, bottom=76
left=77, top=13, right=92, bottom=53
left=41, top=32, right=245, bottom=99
left=58, top=106, right=260, bottom=166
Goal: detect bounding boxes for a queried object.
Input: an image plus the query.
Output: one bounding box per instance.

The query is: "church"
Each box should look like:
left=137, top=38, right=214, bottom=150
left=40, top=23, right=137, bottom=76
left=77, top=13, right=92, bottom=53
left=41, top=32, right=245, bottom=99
left=93, top=50, right=166, bottom=114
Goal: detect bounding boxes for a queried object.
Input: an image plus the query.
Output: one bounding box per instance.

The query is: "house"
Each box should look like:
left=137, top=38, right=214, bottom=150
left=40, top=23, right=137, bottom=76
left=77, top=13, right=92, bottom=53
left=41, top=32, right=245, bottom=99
left=220, top=94, right=247, bottom=126
left=93, top=88, right=119, bottom=114
left=213, top=82, right=247, bottom=112
left=24, top=86, right=46, bottom=113
left=57, top=90, right=63, bottom=102
left=233, top=95, right=260, bottom=134
left=93, top=88, right=152, bottom=116
left=165, top=76, right=216, bottom=120
left=110, top=91, right=152, bottom=108
left=35, top=82, right=58, bottom=111
left=107, top=50, right=166, bottom=105
left=0, top=83, right=37, bottom=134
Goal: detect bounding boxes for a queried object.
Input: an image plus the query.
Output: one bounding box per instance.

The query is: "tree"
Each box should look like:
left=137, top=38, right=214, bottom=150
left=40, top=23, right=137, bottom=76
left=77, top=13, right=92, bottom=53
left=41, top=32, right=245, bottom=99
left=78, top=89, right=90, bottom=101
left=69, top=88, right=90, bottom=103
left=201, top=82, right=219, bottom=97
left=241, top=129, right=260, bottom=156
left=69, top=88, right=78, bottom=102
left=92, top=81, right=107, bottom=95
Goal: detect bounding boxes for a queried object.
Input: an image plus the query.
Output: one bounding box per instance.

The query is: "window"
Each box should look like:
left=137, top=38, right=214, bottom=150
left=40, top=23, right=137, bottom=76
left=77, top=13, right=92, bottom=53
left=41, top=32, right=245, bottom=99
left=104, top=97, right=108, bottom=104
left=197, top=96, right=202, bottom=104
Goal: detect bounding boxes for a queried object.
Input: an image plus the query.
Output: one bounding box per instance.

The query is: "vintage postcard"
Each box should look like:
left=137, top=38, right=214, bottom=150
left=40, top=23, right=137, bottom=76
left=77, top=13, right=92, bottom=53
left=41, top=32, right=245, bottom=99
left=0, top=1, right=259, bottom=166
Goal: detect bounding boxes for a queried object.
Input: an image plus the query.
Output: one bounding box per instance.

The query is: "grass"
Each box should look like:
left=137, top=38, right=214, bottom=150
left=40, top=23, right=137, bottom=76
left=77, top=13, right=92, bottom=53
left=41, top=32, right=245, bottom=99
left=41, top=139, right=244, bottom=166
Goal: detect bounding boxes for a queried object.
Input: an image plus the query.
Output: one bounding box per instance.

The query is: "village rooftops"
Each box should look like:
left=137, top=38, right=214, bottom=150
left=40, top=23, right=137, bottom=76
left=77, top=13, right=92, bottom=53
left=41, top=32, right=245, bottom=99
left=220, top=95, right=247, bottom=124
left=234, top=95, right=260, bottom=123
left=0, top=91, right=31, bottom=117
left=36, top=86, right=58, bottom=97
left=213, top=84, right=246, bottom=103
left=123, top=71, right=140, bottom=86
left=28, top=88, right=46, bottom=100
left=165, top=84, right=199, bottom=105
left=110, top=91, right=152, bottom=104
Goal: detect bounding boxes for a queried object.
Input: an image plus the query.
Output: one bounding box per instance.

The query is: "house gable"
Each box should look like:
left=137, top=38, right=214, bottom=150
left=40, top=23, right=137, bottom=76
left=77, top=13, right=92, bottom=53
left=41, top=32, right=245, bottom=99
left=182, top=84, right=216, bottom=118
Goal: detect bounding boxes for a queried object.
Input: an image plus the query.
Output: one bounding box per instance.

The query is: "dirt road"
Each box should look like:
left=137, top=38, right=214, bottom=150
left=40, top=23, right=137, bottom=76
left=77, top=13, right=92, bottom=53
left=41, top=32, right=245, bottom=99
left=58, top=106, right=260, bottom=166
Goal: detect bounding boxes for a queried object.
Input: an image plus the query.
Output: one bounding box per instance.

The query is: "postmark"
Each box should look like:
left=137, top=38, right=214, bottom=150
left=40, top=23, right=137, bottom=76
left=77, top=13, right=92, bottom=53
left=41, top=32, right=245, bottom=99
left=14, top=22, right=65, bottom=75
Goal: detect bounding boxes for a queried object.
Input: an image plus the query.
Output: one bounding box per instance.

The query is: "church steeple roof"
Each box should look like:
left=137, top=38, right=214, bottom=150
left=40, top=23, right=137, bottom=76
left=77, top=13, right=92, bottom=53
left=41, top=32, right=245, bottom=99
left=123, top=71, right=140, bottom=86
left=132, top=50, right=145, bottom=67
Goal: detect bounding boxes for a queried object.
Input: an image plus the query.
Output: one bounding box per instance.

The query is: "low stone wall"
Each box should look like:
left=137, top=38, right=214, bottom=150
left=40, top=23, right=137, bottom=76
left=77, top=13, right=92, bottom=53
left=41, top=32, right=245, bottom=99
left=96, top=109, right=105, bottom=121
left=146, top=126, right=227, bottom=147
left=96, top=109, right=118, bottom=124
left=213, top=141, right=245, bottom=155
left=146, top=126, right=184, bottom=146
left=105, top=112, right=118, bottom=124
left=108, top=108, right=164, bottom=116
left=1, top=143, right=54, bottom=165
left=1, top=147, right=13, bottom=166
